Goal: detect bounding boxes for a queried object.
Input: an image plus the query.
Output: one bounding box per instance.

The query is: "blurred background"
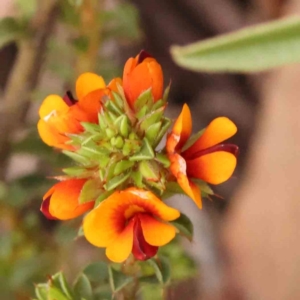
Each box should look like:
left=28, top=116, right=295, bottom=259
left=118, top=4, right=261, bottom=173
left=0, top=0, right=291, bottom=299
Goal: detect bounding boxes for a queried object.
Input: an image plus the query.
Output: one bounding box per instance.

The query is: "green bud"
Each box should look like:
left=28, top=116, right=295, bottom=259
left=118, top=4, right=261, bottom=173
left=106, top=128, right=116, bottom=139
left=115, top=136, right=124, bottom=149
left=129, top=132, right=138, bottom=140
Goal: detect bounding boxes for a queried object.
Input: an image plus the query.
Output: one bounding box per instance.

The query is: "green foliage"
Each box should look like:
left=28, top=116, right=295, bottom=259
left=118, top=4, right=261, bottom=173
left=171, top=16, right=300, bottom=73
left=171, top=213, right=194, bottom=241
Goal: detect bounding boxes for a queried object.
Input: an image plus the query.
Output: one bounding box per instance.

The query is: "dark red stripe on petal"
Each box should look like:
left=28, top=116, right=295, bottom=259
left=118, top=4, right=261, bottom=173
left=186, top=143, right=239, bottom=160
left=63, top=91, right=77, bottom=106
left=132, top=215, right=158, bottom=261
left=40, top=197, right=58, bottom=220
left=137, top=50, right=152, bottom=64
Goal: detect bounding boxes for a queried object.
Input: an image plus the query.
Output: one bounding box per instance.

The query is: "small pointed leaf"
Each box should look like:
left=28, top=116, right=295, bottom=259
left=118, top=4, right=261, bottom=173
left=73, top=274, right=93, bottom=300
left=79, top=179, right=100, bottom=204
left=171, top=213, right=193, bottom=241
left=108, top=266, right=133, bottom=293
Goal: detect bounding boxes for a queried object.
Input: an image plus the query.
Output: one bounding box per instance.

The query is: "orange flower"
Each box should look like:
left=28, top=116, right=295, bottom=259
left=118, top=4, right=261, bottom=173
left=83, top=188, right=180, bottom=263
left=37, top=73, right=109, bottom=149
left=166, top=104, right=238, bottom=209
left=123, top=50, right=163, bottom=109
left=41, top=179, right=94, bottom=220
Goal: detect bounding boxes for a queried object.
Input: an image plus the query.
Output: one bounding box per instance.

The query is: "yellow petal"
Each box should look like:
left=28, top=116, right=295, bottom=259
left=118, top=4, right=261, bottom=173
left=39, top=95, right=68, bottom=119
left=106, top=220, right=134, bottom=263
left=76, top=72, right=105, bottom=100
left=183, top=117, right=237, bottom=158
left=186, top=151, right=237, bottom=184
left=140, top=214, right=176, bottom=246
left=37, top=119, right=70, bottom=149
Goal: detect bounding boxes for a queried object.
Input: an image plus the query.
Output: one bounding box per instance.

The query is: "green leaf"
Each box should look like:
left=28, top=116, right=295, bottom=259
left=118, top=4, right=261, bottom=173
left=62, top=150, right=90, bottom=166
left=73, top=274, right=93, bottom=300
left=108, top=266, right=133, bottom=293
left=131, top=171, right=144, bottom=188
left=104, top=172, right=131, bottom=191
left=155, top=153, right=170, bottom=168
left=139, top=107, right=165, bottom=132
left=35, top=284, right=48, bottom=300
left=94, top=190, right=114, bottom=207
left=0, top=17, right=23, bottom=49
left=129, top=138, right=154, bottom=161
left=147, top=257, right=170, bottom=285
left=63, top=166, right=92, bottom=177
left=79, top=179, right=101, bottom=204
left=154, top=118, right=171, bottom=147
left=48, top=287, right=70, bottom=300
left=83, top=262, right=109, bottom=282
left=181, top=129, right=205, bottom=152
left=145, top=122, right=162, bottom=145
left=171, top=213, right=194, bottom=241
left=171, top=17, right=300, bottom=73
left=134, top=88, right=153, bottom=112
left=139, top=160, right=160, bottom=181
left=114, top=160, right=134, bottom=176
left=51, top=272, right=73, bottom=299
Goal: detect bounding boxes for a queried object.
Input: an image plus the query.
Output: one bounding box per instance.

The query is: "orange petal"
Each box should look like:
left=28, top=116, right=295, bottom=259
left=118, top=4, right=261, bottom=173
left=37, top=119, right=70, bottom=149
left=78, top=89, right=106, bottom=122
left=123, top=58, right=163, bottom=108
left=106, top=220, right=134, bottom=263
left=140, top=214, right=177, bottom=246
left=39, top=95, right=68, bottom=119
left=47, top=179, right=94, bottom=220
left=166, top=104, right=192, bottom=153
left=76, top=72, right=106, bottom=100
left=83, top=188, right=180, bottom=249
left=169, top=153, right=202, bottom=208
left=183, top=117, right=237, bottom=159
left=186, top=151, right=237, bottom=184
left=108, top=77, right=123, bottom=93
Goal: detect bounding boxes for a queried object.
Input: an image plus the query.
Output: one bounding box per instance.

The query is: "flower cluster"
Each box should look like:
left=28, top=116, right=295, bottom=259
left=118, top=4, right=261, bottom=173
left=38, top=50, right=238, bottom=263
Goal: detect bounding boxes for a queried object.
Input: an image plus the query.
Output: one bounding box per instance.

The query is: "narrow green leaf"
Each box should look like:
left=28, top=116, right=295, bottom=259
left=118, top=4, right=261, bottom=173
left=131, top=171, right=144, bottom=188
left=105, top=99, right=123, bottom=115
left=108, top=266, right=133, bottom=293
left=81, top=122, right=101, bottom=134
left=171, top=17, right=300, bottom=73
left=104, top=172, right=131, bottom=191
left=52, top=272, right=73, bottom=299
left=83, top=262, right=109, bottom=282
left=134, top=88, right=153, bottom=112
left=35, top=284, right=48, bottom=300
left=129, top=138, right=154, bottom=161
left=139, top=161, right=160, bottom=181
left=112, top=91, right=124, bottom=108
left=73, top=274, right=93, bottom=300
left=114, top=160, right=134, bottom=176
left=48, top=287, right=70, bottom=300
left=154, top=118, right=171, bottom=147
left=62, top=150, right=90, bottom=166
left=139, top=107, right=164, bottom=132
left=155, top=153, right=170, bottom=168
left=181, top=129, right=205, bottom=152
left=94, top=190, right=113, bottom=207
left=147, top=259, right=163, bottom=284
left=63, top=166, right=91, bottom=177
left=145, top=122, right=162, bottom=145
left=171, top=213, right=194, bottom=241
